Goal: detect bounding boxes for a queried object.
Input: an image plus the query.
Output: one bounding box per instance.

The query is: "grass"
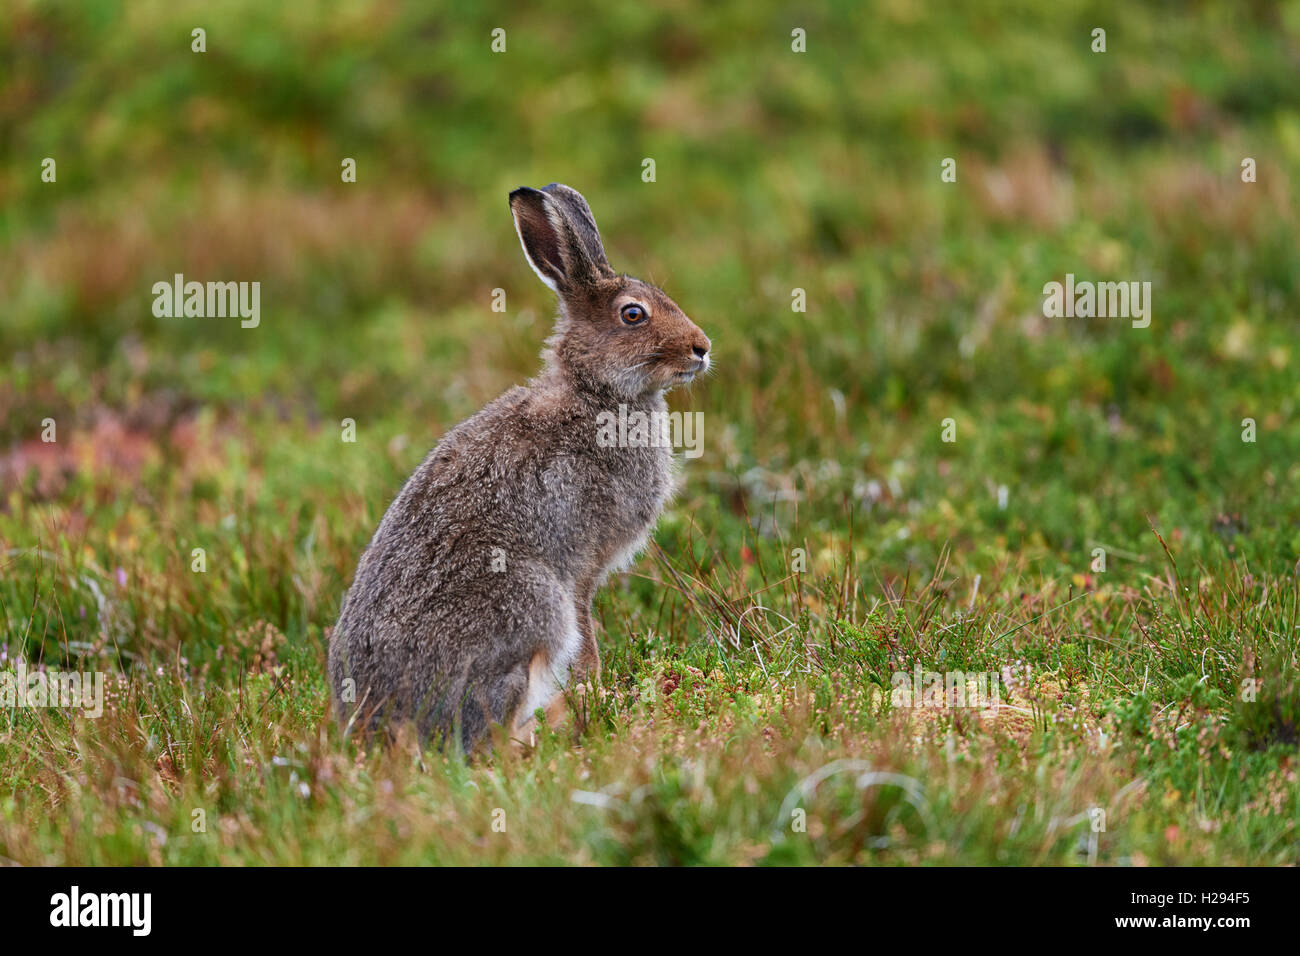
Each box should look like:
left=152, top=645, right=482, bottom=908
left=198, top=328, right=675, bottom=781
left=1, top=0, right=1298, bottom=865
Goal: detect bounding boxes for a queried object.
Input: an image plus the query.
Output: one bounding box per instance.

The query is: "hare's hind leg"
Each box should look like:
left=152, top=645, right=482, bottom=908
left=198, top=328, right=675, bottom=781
left=511, top=603, right=583, bottom=745
left=510, top=651, right=572, bottom=748
left=530, top=649, right=575, bottom=725
left=454, top=663, right=529, bottom=753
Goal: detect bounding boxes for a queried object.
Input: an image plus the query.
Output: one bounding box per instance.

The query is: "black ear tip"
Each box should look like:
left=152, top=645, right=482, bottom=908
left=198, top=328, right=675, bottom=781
left=509, top=186, right=543, bottom=206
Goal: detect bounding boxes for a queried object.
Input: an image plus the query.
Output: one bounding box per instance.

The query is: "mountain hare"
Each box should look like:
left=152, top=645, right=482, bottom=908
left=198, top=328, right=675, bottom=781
left=329, top=183, right=711, bottom=751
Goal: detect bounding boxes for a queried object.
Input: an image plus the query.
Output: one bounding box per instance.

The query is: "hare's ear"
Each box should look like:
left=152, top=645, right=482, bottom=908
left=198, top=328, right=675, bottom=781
left=540, top=183, right=614, bottom=279
left=509, top=185, right=612, bottom=293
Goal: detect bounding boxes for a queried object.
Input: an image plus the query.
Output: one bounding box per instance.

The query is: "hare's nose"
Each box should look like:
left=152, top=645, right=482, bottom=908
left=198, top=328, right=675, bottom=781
left=692, top=344, right=709, bottom=359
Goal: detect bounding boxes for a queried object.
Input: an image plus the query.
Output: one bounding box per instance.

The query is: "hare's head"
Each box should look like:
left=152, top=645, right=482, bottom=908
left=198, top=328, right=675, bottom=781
left=510, top=184, right=711, bottom=399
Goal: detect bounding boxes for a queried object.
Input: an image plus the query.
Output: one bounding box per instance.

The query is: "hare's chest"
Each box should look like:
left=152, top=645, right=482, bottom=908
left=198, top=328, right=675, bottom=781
left=596, top=443, right=675, bottom=578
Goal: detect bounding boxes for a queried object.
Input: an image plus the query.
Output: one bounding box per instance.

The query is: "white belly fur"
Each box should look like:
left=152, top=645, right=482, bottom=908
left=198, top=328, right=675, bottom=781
left=603, top=525, right=653, bottom=579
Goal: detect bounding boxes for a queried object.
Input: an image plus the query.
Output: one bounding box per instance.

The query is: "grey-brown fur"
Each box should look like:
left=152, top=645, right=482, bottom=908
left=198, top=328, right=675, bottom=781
left=329, top=184, right=711, bottom=751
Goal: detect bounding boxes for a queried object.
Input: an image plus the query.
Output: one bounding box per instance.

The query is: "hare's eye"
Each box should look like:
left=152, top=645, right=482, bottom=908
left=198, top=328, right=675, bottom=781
left=620, top=304, right=648, bottom=326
